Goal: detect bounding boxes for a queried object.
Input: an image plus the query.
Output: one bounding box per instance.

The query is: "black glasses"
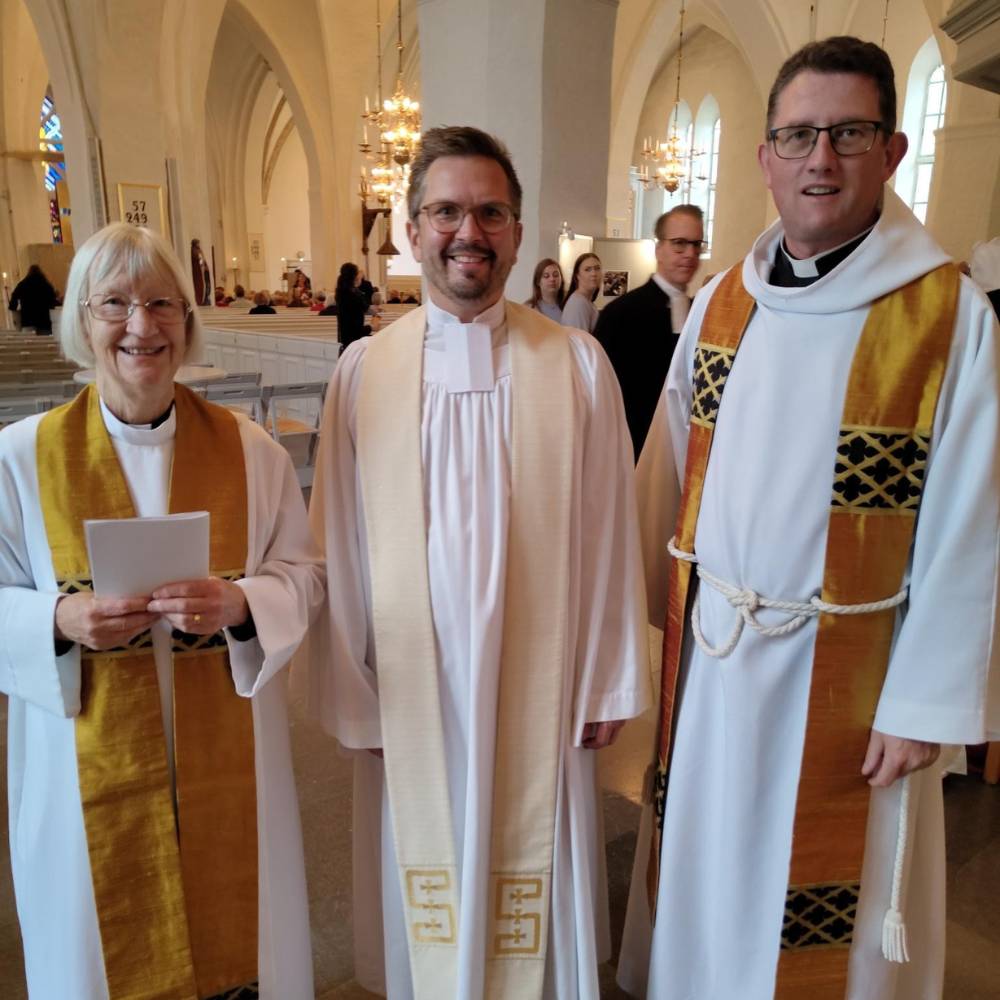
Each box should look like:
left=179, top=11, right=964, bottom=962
left=83, top=294, right=191, bottom=323
left=419, top=201, right=517, bottom=234
left=663, top=238, right=707, bottom=253
left=768, top=120, right=884, bottom=159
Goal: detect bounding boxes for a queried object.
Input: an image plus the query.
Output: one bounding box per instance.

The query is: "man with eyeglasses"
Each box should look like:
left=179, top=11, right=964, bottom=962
left=620, top=36, right=999, bottom=1000
left=299, top=125, right=651, bottom=999
left=595, top=205, right=705, bottom=460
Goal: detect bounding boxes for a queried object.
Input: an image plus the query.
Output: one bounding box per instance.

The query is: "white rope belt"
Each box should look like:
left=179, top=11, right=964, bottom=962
left=667, top=537, right=908, bottom=659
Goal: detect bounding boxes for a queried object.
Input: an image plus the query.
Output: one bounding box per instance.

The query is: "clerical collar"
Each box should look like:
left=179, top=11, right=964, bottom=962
left=425, top=296, right=506, bottom=393
left=99, top=398, right=176, bottom=444
left=651, top=273, right=689, bottom=299
left=769, top=226, right=875, bottom=288
left=425, top=295, right=506, bottom=332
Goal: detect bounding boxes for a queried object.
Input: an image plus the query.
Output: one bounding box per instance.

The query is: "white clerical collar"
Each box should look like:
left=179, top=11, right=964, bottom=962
left=651, top=273, right=689, bottom=300
left=100, top=396, right=177, bottom=445
left=425, top=296, right=506, bottom=393
left=780, top=225, right=876, bottom=278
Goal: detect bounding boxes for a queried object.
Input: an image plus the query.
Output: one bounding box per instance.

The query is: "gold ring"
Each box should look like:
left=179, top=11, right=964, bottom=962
left=193, top=613, right=202, bottom=624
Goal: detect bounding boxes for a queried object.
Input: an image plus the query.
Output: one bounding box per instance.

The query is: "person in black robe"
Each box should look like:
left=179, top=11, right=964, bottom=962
left=9, top=265, right=59, bottom=334
left=594, top=204, right=704, bottom=461
left=334, top=262, right=371, bottom=349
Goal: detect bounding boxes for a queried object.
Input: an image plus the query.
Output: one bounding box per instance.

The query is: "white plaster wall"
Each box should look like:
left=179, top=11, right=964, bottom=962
left=632, top=27, right=767, bottom=273
left=263, top=126, right=311, bottom=295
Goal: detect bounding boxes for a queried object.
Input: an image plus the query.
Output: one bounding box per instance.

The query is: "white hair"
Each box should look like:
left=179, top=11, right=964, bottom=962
left=60, top=223, right=204, bottom=366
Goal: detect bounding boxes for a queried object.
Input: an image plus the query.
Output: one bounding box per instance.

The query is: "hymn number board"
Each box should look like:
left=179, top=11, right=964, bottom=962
left=117, top=183, right=168, bottom=237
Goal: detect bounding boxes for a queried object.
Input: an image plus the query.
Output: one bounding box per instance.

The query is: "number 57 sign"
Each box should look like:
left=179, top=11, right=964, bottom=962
left=117, top=183, right=168, bottom=236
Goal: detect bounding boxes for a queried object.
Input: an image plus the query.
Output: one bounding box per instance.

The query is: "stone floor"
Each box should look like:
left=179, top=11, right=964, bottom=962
left=2, top=643, right=998, bottom=998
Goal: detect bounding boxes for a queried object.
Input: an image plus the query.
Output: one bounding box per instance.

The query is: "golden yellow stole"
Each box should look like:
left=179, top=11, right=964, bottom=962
left=647, top=263, right=959, bottom=996
left=357, top=303, right=572, bottom=1000
left=36, top=384, right=258, bottom=1000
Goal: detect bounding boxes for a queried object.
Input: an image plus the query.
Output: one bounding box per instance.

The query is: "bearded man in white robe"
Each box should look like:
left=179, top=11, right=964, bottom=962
left=298, top=126, right=651, bottom=999
left=618, top=36, right=1000, bottom=1000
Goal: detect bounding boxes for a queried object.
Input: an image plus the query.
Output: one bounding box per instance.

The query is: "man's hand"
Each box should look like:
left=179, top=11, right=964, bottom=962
left=581, top=719, right=626, bottom=750
left=147, top=577, right=249, bottom=635
left=54, top=593, right=158, bottom=650
left=861, top=729, right=940, bottom=787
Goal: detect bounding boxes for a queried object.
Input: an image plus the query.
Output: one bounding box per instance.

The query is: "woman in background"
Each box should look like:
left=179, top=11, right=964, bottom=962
left=334, top=262, right=372, bottom=350
left=561, top=252, right=602, bottom=334
left=525, top=258, right=564, bottom=323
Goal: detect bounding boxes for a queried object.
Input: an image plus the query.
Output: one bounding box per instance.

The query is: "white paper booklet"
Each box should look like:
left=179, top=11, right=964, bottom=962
left=84, top=511, right=210, bottom=597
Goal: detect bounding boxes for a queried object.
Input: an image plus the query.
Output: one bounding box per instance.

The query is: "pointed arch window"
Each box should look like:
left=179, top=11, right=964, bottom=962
left=39, top=89, right=66, bottom=243
left=910, top=65, right=946, bottom=224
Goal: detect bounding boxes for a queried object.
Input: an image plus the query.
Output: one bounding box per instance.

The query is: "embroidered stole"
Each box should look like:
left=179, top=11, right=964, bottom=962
left=646, top=264, right=959, bottom=996
left=36, top=384, right=258, bottom=1000
left=357, top=303, right=572, bottom=1000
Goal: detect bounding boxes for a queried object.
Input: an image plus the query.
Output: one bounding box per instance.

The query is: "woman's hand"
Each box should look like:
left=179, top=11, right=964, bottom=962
left=147, top=577, right=250, bottom=635
left=54, top=593, right=158, bottom=650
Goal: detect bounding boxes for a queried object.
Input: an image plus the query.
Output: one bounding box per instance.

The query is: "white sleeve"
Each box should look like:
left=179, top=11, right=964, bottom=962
left=634, top=276, right=719, bottom=626
left=224, top=420, right=326, bottom=697
left=874, top=282, right=1000, bottom=743
left=568, top=334, right=653, bottom=740
left=291, top=342, right=383, bottom=748
left=0, top=420, right=82, bottom=717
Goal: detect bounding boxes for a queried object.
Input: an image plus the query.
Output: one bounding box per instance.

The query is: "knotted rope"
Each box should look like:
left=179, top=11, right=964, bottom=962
left=667, top=537, right=908, bottom=659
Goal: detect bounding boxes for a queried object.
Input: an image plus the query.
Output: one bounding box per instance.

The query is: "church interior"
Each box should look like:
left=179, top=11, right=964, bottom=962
left=1, top=0, right=999, bottom=996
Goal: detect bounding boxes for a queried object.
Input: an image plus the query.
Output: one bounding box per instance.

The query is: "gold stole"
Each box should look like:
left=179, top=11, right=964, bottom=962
left=357, top=303, right=572, bottom=1000
left=36, top=384, right=258, bottom=1000
left=646, top=264, right=959, bottom=996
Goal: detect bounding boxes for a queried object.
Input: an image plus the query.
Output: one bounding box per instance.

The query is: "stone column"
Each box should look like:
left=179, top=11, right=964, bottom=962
left=415, top=0, right=617, bottom=298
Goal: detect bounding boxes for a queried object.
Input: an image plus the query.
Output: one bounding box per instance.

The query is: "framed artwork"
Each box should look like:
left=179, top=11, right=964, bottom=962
left=117, top=183, right=167, bottom=236
left=248, top=232, right=266, bottom=271
left=603, top=270, right=629, bottom=298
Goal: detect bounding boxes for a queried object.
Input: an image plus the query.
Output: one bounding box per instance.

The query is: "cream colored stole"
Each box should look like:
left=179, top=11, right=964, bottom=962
left=357, top=302, right=573, bottom=999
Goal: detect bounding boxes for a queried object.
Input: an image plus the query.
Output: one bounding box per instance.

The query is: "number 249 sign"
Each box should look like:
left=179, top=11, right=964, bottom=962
left=117, top=183, right=167, bottom=236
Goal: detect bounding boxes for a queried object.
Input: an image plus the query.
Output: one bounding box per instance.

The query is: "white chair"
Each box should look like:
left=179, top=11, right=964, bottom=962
left=262, top=381, right=327, bottom=487
left=204, top=382, right=266, bottom=424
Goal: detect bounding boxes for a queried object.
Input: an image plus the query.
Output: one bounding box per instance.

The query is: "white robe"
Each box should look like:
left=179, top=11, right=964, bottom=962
left=0, top=400, right=324, bottom=1000
left=297, top=298, right=652, bottom=999
left=618, top=190, right=1000, bottom=1000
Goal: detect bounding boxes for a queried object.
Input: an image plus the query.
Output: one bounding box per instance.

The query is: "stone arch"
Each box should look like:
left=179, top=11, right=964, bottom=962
left=607, top=0, right=786, bottom=227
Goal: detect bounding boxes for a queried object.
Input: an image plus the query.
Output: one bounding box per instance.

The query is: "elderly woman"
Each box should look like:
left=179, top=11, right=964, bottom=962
left=0, top=223, right=323, bottom=1000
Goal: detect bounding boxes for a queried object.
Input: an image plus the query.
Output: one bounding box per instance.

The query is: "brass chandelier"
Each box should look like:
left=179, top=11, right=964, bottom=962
left=639, top=0, right=699, bottom=194
left=359, top=0, right=421, bottom=207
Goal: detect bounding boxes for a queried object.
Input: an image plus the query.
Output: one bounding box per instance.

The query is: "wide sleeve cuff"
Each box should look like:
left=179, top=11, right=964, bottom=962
left=0, top=587, right=81, bottom=716
left=873, top=695, right=987, bottom=746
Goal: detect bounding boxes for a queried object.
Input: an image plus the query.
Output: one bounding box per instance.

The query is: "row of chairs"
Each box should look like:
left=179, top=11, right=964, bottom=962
left=190, top=373, right=327, bottom=488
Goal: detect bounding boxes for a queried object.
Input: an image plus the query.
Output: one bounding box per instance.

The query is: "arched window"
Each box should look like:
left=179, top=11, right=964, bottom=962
left=39, top=88, right=66, bottom=244
left=703, top=117, right=721, bottom=256
left=896, top=38, right=946, bottom=224
left=910, top=65, right=946, bottom=223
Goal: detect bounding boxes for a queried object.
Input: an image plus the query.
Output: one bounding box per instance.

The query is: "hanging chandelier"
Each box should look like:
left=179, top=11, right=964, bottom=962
left=359, top=0, right=421, bottom=207
left=639, top=0, right=699, bottom=194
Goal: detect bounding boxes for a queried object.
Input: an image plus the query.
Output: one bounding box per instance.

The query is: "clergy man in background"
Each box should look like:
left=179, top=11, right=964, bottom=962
left=297, top=125, right=651, bottom=999
left=594, top=205, right=704, bottom=461
left=618, top=36, right=1000, bottom=1000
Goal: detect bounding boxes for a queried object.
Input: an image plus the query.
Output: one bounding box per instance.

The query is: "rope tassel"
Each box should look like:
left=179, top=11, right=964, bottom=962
left=881, top=774, right=916, bottom=963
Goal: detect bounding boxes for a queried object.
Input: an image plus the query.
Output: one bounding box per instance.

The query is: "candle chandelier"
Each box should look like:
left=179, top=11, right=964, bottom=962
left=639, top=0, right=700, bottom=194
left=359, top=0, right=421, bottom=207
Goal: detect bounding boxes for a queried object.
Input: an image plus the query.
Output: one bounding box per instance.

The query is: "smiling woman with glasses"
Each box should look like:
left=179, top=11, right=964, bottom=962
left=0, top=221, right=323, bottom=1000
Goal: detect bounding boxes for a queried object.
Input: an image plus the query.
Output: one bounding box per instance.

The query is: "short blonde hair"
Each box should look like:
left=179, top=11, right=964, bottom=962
left=60, top=223, right=204, bottom=367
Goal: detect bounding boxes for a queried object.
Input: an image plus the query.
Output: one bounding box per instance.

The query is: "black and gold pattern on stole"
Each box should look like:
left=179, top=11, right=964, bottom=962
left=776, top=263, right=959, bottom=998
left=646, top=265, right=756, bottom=913
left=36, top=384, right=258, bottom=999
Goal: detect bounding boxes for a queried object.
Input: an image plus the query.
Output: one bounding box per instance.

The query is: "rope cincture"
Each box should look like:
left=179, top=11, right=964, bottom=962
left=666, top=536, right=909, bottom=659
left=667, top=536, right=914, bottom=963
